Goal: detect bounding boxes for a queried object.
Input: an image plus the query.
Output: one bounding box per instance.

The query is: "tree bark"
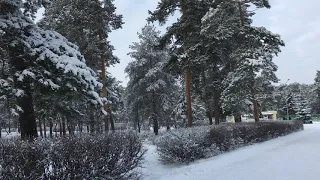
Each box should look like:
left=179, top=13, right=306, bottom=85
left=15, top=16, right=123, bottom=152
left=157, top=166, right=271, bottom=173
left=238, top=1, right=259, bottom=122
left=49, top=119, right=53, bottom=138
left=137, top=119, right=141, bottom=133
left=135, top=110, right=141, bottom=133
left=38, top=118, right=43, bottom=137
left=180, top=0, right=193, bottom=127
left=18, top=84, right=38, bottom=140
left=207, top=111, right=213, bottom=125
left=109, top=112, right=115, bottom=132
left=98, top=29, right=113, bottom=132
left=90, top=111, right=95, bottom=134
left=152, top=91, right=158, bottom=135
left=43, top=118, right=47, bottom=138
left=62, top=117, right=66, bottom=135
left=59, top=118, right=62, bottom=137
left=214, top=101, right=220, bottom=125
left=184, top=51, right=193, bottom=127
left=253, top=99, right=259, bottom=122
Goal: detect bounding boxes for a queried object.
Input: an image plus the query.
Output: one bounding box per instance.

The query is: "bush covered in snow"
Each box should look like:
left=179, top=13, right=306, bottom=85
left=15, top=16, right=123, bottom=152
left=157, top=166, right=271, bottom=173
left=156, top=121, right=303, bottom=163
left=156, top=126, right=211, bottom=163
left=0, top=132, right=145, bottom=179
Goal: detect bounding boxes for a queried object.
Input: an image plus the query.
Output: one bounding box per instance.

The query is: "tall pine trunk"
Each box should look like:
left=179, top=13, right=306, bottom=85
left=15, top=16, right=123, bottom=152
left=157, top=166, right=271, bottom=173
left=43, top=118, right=47, bottom=138
left=235, top=112, right=242, bottom=123
left=9, top=41, right=38, bottom=140
left=38, top=118, right=43, bottom=137
left=59, top=117, right=62, bottom=137
left=180, top=0, right=193, bottom=127
left=214, top=102, right=220, bottom=125
left=238, top=1, right=259, bottom=122
left=184, top=53, right=193, bottom=127
left=62, top=117, right=66, bottom=135
left=135, top=110, right=141, bottom=133
left=207, top=111, right=213, bottom=125
left=18, top=85, right=38, bottom=140
left=109, top=113, right=115, bottom=132
left=152, top=91, right=158, bottom=135
left=49, top=119, right=53, bottom=138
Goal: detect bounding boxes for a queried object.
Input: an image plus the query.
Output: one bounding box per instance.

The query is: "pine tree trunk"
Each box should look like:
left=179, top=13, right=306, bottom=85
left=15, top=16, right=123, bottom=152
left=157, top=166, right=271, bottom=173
left=62, top=117, right=66, bottom=135
left=184, top=54, right=193, bottom=127
left=43, top=118, right=47, bottom=138
left=238, top=1, right=259, bottom=122
left=18, top=84, right=38, bottom=140
left=135, top=110, right=141, bottom=133
left=90, top=114, right=95, bottom=134
left=138, top=121, right=141, bottom=133
left=152, top=91, right=159, bottom=135
left=59, top=118, right=62, bottom=137
left=207, top=111, right=213, bottom=125
left=38, top=118, right=43, bottom=137
left=214, top=101, right=220, bottom=125
left=235, top=113, right=242, bottom=123
left=8, top=120, right=11, bottom=133
left=49, top=119, right=53, bottom=138
left=109, top=112, right=115, bottom=132
left=67, top=123, right=72, bottom=135
left=79, top=122, right=83, bottom=133
left=253, top=99, right=259, bottom=122
left=180, top=0, right=193, bottom=127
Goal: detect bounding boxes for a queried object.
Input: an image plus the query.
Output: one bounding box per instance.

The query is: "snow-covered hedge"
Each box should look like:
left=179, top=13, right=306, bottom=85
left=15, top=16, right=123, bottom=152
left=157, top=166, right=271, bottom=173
left=156, top=126, right=212, bottom=163
left=156, top=121, right=303, bottom=163
left=0, top=132, right=145, bottom=179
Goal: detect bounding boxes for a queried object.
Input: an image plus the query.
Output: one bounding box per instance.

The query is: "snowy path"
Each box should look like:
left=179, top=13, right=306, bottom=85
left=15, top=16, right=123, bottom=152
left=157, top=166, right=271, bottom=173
left=142, top=124, right=320, bottom=180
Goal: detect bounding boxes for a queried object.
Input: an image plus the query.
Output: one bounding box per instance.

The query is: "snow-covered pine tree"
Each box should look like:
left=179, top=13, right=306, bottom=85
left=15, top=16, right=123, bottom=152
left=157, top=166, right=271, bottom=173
left=125, top=25, right=177, bottom=135
left=148, top=0, right=213, bottom=127
left=39, top=0, right=124, bottom=131
left=0, top=0, right=104, bottom=139
left=312, top=71, right=320, bottom=114
left=104, top=72, right=125, bottom=124
left=201, top=0, right=284, bottom=121
left=294, top=93, right=311, bottom=120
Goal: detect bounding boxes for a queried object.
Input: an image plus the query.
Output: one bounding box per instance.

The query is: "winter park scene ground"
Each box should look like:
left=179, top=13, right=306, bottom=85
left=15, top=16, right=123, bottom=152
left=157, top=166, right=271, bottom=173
left=1, top=0, right=320, bottom=179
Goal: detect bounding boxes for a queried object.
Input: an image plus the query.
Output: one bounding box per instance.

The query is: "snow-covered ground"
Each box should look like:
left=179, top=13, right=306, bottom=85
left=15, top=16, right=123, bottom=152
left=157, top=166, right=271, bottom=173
left=142, top=123, right=320, bottom=180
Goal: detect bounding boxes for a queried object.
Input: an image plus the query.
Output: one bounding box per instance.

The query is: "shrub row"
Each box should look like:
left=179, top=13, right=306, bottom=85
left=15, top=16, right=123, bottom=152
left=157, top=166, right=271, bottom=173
left=156, top=121, right=303, bottom=163
left=0, top=132, right=145, bottom=180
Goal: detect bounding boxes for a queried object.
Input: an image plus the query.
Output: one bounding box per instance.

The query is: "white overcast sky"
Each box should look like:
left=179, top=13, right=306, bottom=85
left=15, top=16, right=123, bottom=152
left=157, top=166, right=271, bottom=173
left=36, top=0, right=320, bottom=86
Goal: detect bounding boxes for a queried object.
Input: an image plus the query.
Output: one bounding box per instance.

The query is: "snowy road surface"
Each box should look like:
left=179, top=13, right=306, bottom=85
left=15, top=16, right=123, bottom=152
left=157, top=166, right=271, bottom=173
left=142, top=124, right=320, bottom=180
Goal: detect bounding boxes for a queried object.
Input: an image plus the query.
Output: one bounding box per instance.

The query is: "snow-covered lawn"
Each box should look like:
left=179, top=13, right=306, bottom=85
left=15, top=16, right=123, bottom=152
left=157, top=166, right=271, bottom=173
left=142, top=124, right=320, bottom=180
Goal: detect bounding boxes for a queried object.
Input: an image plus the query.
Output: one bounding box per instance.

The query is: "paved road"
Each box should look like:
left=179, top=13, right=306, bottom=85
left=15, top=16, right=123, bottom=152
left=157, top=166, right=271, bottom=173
left=144, top=124, right=320, bottom=180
